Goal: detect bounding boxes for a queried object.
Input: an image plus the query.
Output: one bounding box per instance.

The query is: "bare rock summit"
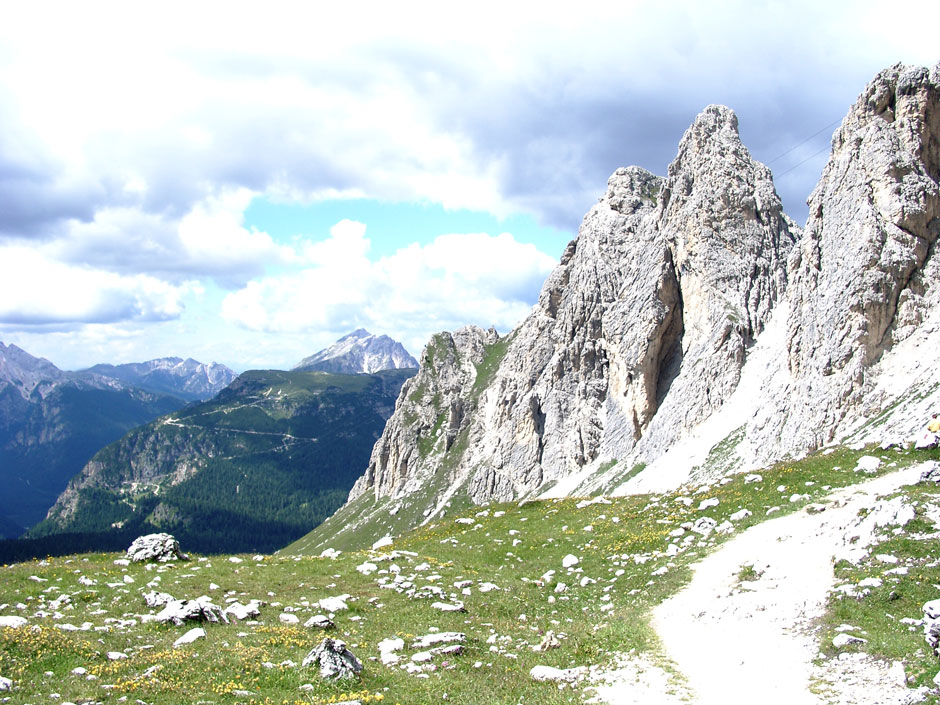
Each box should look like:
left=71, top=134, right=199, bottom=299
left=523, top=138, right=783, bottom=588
left=294, top=329, right=418, bottom=375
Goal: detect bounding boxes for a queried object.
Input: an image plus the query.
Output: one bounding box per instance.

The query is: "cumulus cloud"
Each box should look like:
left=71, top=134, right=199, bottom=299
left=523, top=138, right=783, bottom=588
left=0, top=245, right=193, bottom=326
left=3, top=0, right=938, bottom=243
left=221, top=223, right=556, bottom=350
left=46, top=189, right=291, bottom=288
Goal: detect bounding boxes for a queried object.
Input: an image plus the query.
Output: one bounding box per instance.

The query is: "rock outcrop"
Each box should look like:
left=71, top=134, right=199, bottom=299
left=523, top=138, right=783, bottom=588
left=126, top=533, right=188, bottom=562
left=351, top=103, right=796, bottom=509
left=302, top=63, right=940, bottom=552
left=302, top=638, right=363, bottom=680
left=748, top=63, right=940, bottom=459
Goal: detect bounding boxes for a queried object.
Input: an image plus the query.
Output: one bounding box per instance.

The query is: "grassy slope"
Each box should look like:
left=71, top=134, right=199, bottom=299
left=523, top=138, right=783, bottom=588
left=2, top=443, right=937, bottom=704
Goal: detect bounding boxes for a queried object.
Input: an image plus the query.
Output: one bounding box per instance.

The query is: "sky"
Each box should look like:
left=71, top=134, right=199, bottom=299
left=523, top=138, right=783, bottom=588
left=0, top=1, right=937, bottom=372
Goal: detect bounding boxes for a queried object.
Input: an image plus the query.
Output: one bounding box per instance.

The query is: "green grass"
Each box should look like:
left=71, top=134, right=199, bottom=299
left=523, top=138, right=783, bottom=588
left=815, top=475, right=940, bottom=697
left=2, top=443, right=937, bottom=704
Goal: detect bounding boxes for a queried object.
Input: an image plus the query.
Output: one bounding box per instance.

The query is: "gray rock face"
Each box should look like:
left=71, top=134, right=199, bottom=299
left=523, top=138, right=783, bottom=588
left=0, top=342, right=67, bottom=400
left=294, top=329, right=418, bottom=374
left=126, top=533, right=189, bottom=563
left=317, top=63, right=940, bottom=550
left=354, top=102, right=795, bottom=508
left=302, top=637, right=363, bottom=679
left=750, top=63, right=940, bottom=459
left=348, top=326, right=498, bottom=502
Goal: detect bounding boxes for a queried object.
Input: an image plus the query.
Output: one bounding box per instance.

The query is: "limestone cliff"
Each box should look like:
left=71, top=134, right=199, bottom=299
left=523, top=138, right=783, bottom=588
left=304, top=63, right=940, bottom=552
left=749, top=63, right=940, bottom=458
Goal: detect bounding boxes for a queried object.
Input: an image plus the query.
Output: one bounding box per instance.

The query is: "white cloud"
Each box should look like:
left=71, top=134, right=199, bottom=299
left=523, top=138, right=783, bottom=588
left=45, top=189, right=290, bottom=287
left=221, top=224, right=557, bottom=349
left=0, top=245, right=193, bottom=325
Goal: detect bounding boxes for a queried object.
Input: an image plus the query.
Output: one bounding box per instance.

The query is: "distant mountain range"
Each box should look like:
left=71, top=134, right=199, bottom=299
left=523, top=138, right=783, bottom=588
left=293, top=329, right=418, bottom=374
left=24, top=367, right=415, bottom=556
left=80, top=357, right=237, bottom=402
left=0, top=342, right=235, bottom=537
left=0, top=329, right=418, bottom=557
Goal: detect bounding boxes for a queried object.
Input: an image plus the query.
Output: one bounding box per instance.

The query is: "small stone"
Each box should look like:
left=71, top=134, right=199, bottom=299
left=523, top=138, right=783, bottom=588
left=534, top=630, right=561, bottom=652
left=832, top=633, right=867, bottom=648
left=562, top=554, right=579, bottom=568
left=302, top=638, right=362, bottom=680
left=372, top=536, right=394, bottom=550
left=304, top=614, right=335, bottom=630
left=173, top=627, right=206, bottom=648
left=318, top=595, right=350, bottom=613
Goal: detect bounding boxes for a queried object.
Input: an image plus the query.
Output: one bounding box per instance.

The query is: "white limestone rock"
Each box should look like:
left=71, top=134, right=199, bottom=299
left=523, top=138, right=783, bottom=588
left=174, top=627, right=206, bottom=648
left=126, top=533, right=188, bottom=563
left=155, top=596, right=228, bottom=626
left=302, top=638, right=362, bottom=680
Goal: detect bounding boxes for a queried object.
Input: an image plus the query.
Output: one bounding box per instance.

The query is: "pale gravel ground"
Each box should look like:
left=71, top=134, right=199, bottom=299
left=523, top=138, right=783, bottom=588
left=590, top=464, right=930, bottom=705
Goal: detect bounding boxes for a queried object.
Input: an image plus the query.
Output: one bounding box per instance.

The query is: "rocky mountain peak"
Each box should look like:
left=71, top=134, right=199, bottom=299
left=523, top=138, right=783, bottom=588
left=293, top=330, right=418, bottom=375
left=750, top=61, right=940, bottom=458
left=305, top=63, right=940, bottom=552
left=348, top=101, right=798, bottom=517
left=339, top=328, right=372, bottom=342
left=0, top=341, right=67, bottom=399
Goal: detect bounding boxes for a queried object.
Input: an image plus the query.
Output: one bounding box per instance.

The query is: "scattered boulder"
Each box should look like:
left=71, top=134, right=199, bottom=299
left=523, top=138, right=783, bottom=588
left=174, top=627, right=206, bottom=648
left=530, top=665, right=584, bottom=682
left=302, top=638, right=362, bottom=680
left=356, top=561, right=378, bottom=575
left=923, top=599, right=940, bottom=655
left=126, top=533, right=188, bottom=563
left=854, top=456, right=881, bottom=474
left=915, top=432, right=939, bottom=450
left=411, top=632, right=466, bottom=649
left=431, top=601, right=466, bottom=613
left=562, top=554, right=580, bottom=568
left=691, top=517, right=718, bottom=536
left=318, top=595, right=350, bottom=613
left=143, top=590, right=176, bottom=608
left=0, top=616, right=27, bottom=629
left=107, top=651, right=128, bottom=660
left=372, top=536, right=394, bottom=550
left=919, top=462, right=940, bottom=484
left=833, top=633, right=867, bottom=648
left=0, top=676, right=10, bottom=691
left=224, top=600, right=263, bottom=621
left=155, top=596, right=228, bottom=625
left=378, top=637, right=404, bottom=665
left=533, top=630, right=561, bottom=652
left=304, top=614, right=335, bottom=630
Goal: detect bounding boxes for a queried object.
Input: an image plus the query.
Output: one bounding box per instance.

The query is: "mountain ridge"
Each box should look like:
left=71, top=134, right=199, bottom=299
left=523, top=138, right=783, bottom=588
left=301, top=62, right=940, bottom=552
left=0, top=343, right=236, bottom=534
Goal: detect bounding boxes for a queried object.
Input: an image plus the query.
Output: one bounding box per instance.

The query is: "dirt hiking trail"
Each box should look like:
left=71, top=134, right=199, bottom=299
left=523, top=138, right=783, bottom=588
left=591, top=464, right=929, bottom=705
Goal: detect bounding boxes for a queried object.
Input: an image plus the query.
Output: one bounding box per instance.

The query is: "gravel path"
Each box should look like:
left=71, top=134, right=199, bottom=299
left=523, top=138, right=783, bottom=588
left=591, top=465, right=926, bottom=705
